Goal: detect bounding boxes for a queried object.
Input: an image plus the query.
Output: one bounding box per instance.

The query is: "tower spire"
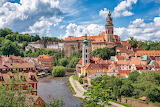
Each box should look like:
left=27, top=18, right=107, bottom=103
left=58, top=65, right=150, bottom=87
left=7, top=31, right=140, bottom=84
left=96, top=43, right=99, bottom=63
left=105, top=11, right=115, bottom=42
left=106, top=11, right=113, bottom=26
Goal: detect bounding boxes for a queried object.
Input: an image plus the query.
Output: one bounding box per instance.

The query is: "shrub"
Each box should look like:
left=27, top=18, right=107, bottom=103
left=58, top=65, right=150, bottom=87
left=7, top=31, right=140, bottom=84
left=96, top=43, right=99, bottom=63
left=52, top=66, right=66, bottom=77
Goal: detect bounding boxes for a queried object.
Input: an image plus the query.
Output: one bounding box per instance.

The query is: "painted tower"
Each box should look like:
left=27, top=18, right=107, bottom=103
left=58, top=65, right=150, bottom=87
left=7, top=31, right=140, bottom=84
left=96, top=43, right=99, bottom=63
left=82, top=34, right=90, bottom=66
left=105, top=11, right=115, bottom=42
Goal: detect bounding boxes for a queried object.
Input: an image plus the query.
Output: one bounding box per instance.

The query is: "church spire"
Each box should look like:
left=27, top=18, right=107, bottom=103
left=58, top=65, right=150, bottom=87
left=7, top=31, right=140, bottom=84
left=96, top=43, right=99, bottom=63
left=105, top=11, right=115, bottom=42
left=106, top=11, right=113, bottom=26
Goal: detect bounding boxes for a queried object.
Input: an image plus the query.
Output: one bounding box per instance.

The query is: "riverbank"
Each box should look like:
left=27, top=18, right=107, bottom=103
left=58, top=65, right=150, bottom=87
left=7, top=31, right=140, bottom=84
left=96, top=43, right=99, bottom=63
left=69, top=75, right=126, bottom=107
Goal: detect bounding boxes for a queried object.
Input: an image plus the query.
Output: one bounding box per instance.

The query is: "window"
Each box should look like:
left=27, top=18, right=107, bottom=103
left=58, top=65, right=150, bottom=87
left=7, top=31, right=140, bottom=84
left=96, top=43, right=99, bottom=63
left=30, top=75, right=35, bottom=79
left=38, top=101, right=41, bottom=104
left=86, top=60, right=87, bottom=63
left=0, top=76, right=3, bottom=80
left=10, top=76, right=14, bottom=79
left=86, top=55, right=87, bottom=58
left=20, top=76, right=25, bottom=80
left=86, top=49, right=87, bottom=53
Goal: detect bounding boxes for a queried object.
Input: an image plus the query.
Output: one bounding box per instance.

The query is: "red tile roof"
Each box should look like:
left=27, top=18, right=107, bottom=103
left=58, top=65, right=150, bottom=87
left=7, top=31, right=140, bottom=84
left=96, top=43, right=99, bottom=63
left=92, top=37, right=106, bottom=43
left=37, top=55, right=53, bottom=59
left=65, top=35, right=100, bottom=41
left=77, top=57, right=102, bottom=65
left=139, top=96, right=147, bottom=101
left=136, top=50, right=160, bottom=56
left=129, top=57, right=141, bottom=65
left=117, top=60, right=130, bottom=65
left=84, top=63, right=102, bottom=70
left=118, top=70, right=131, bottom=74
left=117, top=56, right=125, bottom=60
left=120, top=41, right=131, bottom=46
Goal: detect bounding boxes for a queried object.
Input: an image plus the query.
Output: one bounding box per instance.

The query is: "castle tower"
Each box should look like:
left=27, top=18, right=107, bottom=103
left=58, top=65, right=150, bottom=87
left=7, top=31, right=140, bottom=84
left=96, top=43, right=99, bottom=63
left=82, top=34, right=90, bottom=66
left=105, top=11, right=115, bottom=42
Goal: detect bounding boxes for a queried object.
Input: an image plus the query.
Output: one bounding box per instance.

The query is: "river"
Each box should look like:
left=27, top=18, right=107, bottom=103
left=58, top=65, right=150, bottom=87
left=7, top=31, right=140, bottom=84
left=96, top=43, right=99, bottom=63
left=37, top=73, right=83, bottom=107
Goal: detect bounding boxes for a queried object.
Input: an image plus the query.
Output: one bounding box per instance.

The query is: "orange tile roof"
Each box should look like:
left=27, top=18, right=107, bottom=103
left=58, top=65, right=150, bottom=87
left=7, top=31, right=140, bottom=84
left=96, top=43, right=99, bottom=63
left=91, top=57, right=102, bottom=61
left=77, top=57, right=102, bottom=65
left=37, top=55, right=53, bottom=59
left=92, top=37, right=106, bottom=43
left=77, top=58, right=82, bottom=64
left=65, top=35, right=99, bottom=41
left=3, top=62, right=35, bottom=69
left=118, top=70, right=131, bottom=74
left=120, top=41, right=131, bottom=46
left=129, top=57, right=141, bottom=65
left=136, top=50, right=160, bottom=56
left=117, top=56, right=125, bottom=60
left=139, top=96, right=147, bottom=101
left=64, top=32, right=105, bottom=41
left=117, top=60, right=130, bottom=65
left=84, top=63, right=102, bottom=70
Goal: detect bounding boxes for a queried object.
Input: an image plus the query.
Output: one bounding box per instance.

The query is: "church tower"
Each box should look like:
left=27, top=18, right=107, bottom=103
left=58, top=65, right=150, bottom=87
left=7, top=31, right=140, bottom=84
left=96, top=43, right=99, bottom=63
left=105, top=11, right=115, bottom=42
left=82, top=34, right=90, bottom=66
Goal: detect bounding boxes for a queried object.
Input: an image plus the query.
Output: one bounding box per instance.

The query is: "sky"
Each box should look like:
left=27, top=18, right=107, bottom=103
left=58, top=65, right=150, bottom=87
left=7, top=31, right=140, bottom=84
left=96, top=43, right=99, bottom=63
left=0, top=0, right=160, bottom=41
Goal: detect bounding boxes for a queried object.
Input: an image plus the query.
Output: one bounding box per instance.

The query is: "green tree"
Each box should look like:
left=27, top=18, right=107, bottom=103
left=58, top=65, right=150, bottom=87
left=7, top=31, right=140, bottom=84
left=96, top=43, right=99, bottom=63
left=31, top=35, right=41, bottom=41
left=128, top=71, right=140, bottom=82
left=90, top=47, right=114, bottom=60
left=145, top=87, right=160, bottom=102
left=67, top=57, right=80, bottom=68
left=137, top=71, right=160, bottom=85
left=128, top=37, right=138, bottom=48
left=52, top=66, right=66, bottom=77
left=120, top=81, right=134, bottom=97
left=58, top=58, right=68, bottom=67
left=69, top=50, right=82, bottom=59
left=1, top=39, right=21, bottom=56
left=0, top=28, right=12, bottom=37
left=22, top=41, right=28, bottom=50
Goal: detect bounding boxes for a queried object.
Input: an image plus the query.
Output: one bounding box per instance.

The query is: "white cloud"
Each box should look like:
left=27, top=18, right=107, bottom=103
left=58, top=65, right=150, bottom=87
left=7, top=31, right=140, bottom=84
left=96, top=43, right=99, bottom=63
left=59, top=25, right=66, bottom=29
left=61, top=23, right=104, bottom=39
left=114, top=17, right=160, bottom=41
left=113, top=0, right=138, bottom=17
left=23, top=17, right=63, bottom=36
left=0, top=0, right=63, bottom=36
left=99, top=0, right=138, bottom=18
left=99, top=8, right=109, bottom=18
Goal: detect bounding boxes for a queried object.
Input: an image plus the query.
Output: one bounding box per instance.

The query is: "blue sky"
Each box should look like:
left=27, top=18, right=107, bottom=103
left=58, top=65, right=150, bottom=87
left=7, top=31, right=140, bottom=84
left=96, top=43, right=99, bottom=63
left=0, top=0, right=160, bottom=41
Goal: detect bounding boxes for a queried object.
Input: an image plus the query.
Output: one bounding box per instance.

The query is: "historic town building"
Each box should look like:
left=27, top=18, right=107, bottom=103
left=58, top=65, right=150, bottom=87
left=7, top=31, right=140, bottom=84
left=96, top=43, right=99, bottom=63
left=0, top=55, right=38, bottom=95
left=26, top=40, right=64, bottom=51
left=64, top=11, right=121, bottom=57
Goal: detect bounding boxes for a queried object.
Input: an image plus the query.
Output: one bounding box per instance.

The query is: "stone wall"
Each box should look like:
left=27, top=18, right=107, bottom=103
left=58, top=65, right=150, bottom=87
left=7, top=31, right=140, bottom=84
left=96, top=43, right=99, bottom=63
left=117, top=97, right=158, bottom=107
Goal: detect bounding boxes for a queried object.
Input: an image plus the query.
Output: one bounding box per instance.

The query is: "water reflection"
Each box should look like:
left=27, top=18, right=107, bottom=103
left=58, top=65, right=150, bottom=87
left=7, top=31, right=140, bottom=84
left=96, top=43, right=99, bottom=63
left=38, top=74, right=83, bottom=107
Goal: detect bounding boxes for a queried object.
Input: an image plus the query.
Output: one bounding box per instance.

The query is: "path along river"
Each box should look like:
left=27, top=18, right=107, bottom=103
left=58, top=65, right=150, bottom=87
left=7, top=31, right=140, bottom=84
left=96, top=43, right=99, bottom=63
left=37, top=73, right=83, bottom=107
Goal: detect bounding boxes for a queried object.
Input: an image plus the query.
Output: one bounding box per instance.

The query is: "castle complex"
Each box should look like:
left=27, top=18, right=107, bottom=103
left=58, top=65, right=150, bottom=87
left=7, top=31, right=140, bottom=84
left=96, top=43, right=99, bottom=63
left=64, top=11, right=121, bottom=57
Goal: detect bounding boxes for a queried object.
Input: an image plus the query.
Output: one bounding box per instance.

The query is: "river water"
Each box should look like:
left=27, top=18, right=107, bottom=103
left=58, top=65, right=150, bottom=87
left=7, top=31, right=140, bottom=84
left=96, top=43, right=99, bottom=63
left=37, top=73, right=83, bottom=107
